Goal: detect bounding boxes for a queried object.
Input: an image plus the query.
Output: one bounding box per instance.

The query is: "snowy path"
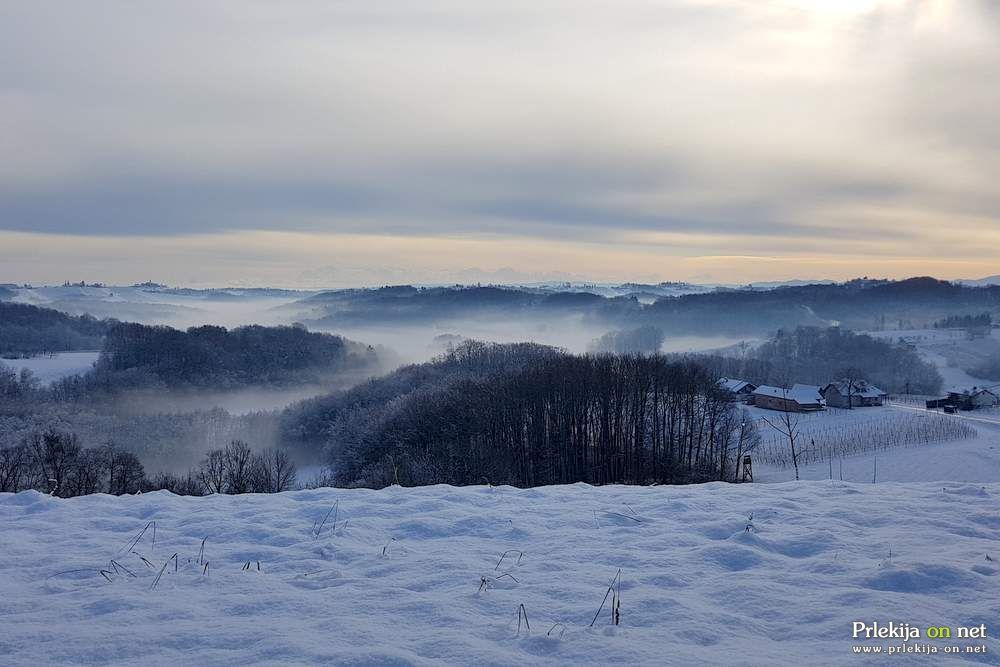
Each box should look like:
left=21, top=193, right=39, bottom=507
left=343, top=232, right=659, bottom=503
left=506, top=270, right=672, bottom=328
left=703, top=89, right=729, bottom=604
left=1, top=483, right=998, bottom=665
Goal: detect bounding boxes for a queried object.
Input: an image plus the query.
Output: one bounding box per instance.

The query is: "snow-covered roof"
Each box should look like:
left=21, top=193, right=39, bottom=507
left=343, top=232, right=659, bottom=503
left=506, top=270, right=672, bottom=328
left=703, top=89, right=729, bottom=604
left=753, top=384, right=824, bottom=406
left=718, top=377, right=754, bottom=393
left=824, top=380, right=887, bottom=398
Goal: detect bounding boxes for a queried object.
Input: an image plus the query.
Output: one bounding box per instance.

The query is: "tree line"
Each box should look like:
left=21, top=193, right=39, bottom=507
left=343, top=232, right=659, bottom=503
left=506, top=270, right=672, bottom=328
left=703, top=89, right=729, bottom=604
left=324, top=343, right=758, bottom=488
left=87, top=322, right=378, bottom=390
left=302, top=277, right=1000, bottom=337
left=933, top=313, right=992, bottom=329
left=0, top=431, right=296, bottom=496
left=588, top=325, right=665, bottom=354
left=0, top=302, right=112, bottom=357
left=694, top=326, right=943, bottom=394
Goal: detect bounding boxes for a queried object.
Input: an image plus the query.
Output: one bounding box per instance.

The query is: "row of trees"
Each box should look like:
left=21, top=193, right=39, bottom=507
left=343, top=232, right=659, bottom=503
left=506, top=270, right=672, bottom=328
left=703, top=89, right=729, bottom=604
left=934, top=313, right=992, bottom=329
left=19, top=321, right=384, bottom=402
left=195, top=440, right=297, bottom=494
left=328, top=346, right=759, bottom=488
left=0, top=432, right=296, bottom=496
left=697, top=326, right=943, bottom=395
left=588, top=325, right=666, bottom=354
left=0, top=432, right=146, bottom=495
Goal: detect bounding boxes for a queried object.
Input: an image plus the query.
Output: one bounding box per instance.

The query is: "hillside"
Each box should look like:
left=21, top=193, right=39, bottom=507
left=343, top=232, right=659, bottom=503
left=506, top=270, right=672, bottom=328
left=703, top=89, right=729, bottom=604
left=0, top=302, right=114, bottom=357
left=78, top=322, right=380, bottom=391
left=291, top=278, right=1000, bottom=338
left=1, top=481, right=996, bottom=665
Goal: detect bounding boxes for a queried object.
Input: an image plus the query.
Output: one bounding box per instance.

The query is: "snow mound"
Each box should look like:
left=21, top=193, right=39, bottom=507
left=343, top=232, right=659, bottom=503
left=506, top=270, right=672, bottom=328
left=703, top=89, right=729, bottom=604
left=1, top=482, right=998, bottom=665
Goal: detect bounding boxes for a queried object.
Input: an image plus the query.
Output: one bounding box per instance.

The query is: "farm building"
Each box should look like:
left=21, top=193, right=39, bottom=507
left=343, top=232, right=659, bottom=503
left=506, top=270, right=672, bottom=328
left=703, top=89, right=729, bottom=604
left=821, top=380, right=888, bottom=408
left=926, top=386, right=1000, bottom=411
left=717, top=377, right=757, bottom=401
left=949, top=386, right=999, bottom=410
left=751, top=384, right=826, bottom=412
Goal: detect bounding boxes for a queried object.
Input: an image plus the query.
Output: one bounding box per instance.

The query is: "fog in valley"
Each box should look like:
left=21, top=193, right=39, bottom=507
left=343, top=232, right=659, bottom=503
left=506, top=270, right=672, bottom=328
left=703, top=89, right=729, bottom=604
left=3, top=278, right=1000, bottom=486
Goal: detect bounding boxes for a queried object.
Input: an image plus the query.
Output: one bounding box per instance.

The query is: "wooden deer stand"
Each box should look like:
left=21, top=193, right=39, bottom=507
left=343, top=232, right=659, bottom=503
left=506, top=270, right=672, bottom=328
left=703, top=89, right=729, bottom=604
left=741, top=455, right=753, bottom=482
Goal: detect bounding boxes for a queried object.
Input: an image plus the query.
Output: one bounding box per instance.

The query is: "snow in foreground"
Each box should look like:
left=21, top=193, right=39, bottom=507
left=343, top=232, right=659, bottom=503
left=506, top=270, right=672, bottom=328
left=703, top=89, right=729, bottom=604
left=2, top=482, right=998, bottom=666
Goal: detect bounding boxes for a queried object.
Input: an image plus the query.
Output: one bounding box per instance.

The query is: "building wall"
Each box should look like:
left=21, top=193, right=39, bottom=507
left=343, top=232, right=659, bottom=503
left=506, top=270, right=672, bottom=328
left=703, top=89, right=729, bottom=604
left=753, top=395, right=800, bottom=412
left=825, top=389, right=849, bottom=408
left=973, top=392, right=999, bottom=408
left=825, top=388, right=883, bottom=408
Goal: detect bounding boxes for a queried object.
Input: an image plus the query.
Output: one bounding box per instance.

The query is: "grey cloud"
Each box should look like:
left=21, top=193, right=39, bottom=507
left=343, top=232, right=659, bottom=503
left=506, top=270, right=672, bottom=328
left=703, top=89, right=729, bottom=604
left=0, top=0, right=998, bottom=264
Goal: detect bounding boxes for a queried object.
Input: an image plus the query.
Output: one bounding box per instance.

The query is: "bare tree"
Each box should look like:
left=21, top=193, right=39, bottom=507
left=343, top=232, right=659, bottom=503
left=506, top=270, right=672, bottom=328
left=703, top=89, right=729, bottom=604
left=103, top=444, right=146, bottom=495
left=68, top=448, right=106, bottom=496
left=223, top=440, right=255, bottom=494
left=148, top=470, right=203, bottom=495
left=198, top=449, right=227, bottom=494
left=0, top=445, right=28, bottom=492
left=760, top=388, right=803, bottom=480
left=252, top=448, right=297, bottom=493
left=836, top=367, right=867, bottom=410
left=28, top=431, right=81, bottom=496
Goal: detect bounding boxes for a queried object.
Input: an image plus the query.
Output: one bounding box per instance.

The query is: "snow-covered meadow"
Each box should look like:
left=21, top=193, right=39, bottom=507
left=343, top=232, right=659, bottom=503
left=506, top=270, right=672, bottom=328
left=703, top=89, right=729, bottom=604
left=2, top=480, right=998, bottom=665
left=0, top=351, right=100, bottom=385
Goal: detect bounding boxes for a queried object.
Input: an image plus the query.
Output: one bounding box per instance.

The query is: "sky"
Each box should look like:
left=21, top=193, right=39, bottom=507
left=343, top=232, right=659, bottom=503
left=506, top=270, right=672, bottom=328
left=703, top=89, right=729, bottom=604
left=2, top=0, right=999, bottom=287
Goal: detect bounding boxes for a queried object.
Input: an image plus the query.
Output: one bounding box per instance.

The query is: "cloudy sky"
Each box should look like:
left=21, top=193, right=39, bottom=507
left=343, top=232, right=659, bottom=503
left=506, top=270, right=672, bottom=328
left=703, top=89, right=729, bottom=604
left=2, top=0, right=998, bottom=287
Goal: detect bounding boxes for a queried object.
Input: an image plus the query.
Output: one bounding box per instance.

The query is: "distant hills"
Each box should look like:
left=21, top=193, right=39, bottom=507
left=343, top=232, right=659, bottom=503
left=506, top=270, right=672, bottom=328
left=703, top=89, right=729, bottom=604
left=288, top=277, right=1000, bottom=336
left=958, top=275, right=1000, bottom=287
left=0, top=302, right=115, bottom=356
left=5, top=277, right=1000, bottom=342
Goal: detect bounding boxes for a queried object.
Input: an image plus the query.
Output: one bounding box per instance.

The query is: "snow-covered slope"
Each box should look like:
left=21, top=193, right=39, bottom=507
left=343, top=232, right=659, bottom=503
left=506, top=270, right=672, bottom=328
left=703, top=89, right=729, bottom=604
left=0, top=351, right=100, bottom=384
left=2, top=482, right=997, bottom=665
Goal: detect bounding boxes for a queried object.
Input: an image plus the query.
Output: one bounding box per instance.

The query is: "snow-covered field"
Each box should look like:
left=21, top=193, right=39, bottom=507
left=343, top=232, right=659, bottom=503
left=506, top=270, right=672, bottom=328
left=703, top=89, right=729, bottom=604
left=2, top=480, right=998, bottom=666
left=757, top=429, right=1000, bottom=484
left=863, top=327, right=1000, bottom=390
left=0, top=351, right=100, bottom=384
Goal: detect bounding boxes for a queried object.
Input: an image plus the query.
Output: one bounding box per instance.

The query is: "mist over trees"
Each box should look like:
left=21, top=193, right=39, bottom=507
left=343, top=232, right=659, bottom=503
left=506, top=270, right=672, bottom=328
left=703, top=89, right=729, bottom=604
left=694, top=326, right=943, bottom=394
left=295, top=277, right=1000, bottom=337
left=91, top=322, right=378, bottom=389
left=0, top=302, right=113, bottom=357
left=589, top=326, right=665, bottom=354
left=0, top=400, right=284, bottom=476
left=0, top=316, right=380, bottom=489
left=4, top=278, right=995, bottom=497
left=38, top=322, right=381, bottom=401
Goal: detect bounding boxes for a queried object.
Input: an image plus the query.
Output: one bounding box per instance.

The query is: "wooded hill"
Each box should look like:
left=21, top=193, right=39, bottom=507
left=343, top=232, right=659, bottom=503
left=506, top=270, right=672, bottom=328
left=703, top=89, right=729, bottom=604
left=0, top=302, right=114, bottom=357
